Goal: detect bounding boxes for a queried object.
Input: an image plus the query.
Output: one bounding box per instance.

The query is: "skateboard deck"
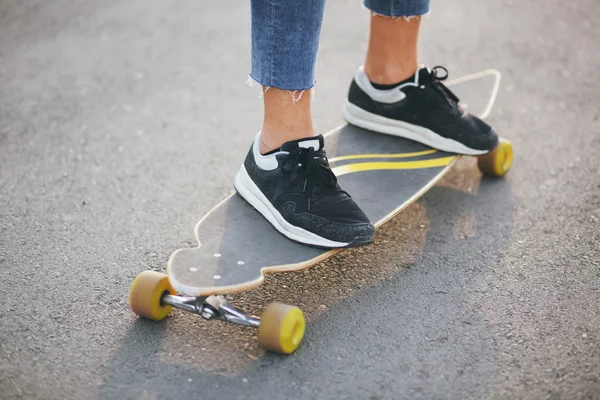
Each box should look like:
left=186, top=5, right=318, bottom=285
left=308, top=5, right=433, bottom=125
left=167, top=70, right=503, bottom=296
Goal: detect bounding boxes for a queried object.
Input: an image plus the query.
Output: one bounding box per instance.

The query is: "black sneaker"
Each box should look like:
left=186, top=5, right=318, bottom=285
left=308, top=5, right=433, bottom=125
left=343, top=65, right=498, bottom=155
left=234, top=133, right=375, bottom=248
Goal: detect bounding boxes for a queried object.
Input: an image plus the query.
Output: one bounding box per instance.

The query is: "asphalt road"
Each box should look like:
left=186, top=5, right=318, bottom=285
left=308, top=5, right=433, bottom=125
left=1, top=1, right=599, bottom=399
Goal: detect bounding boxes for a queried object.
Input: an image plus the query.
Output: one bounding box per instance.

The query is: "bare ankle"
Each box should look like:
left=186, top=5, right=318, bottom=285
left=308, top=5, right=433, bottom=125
left=364, top=64, right=418, bottom=85
left=259, top=130, right=281, bottom=154
left=259, top=86, right=315, bottom=154
left=259, top=127, right=315, bottom=154
left=364, top=10, right=421, bottom=85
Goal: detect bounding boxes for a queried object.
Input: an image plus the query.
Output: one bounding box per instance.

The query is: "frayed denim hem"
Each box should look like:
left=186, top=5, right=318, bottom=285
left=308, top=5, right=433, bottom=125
left=370, top=10, right=430, bottom=21
left=363, top=0, right=430, bottom=19
left=247, top=74, right=315, bottom=103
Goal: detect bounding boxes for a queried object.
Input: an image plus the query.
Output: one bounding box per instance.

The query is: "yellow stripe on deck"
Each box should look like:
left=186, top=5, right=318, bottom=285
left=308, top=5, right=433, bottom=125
left=329, top=149, right=437, bottom=163
left=332, top=156, right=456, bottom=177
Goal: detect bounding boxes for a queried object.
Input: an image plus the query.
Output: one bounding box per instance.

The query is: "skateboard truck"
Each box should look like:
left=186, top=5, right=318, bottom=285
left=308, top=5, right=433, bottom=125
left=129, top=271, right=305, bottom=354
left=161, top=294, right=260, bottom=327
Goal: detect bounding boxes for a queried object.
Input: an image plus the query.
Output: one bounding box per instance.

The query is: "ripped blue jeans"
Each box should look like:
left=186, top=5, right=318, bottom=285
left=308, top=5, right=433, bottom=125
left=250, top=0, right=430, bottom=90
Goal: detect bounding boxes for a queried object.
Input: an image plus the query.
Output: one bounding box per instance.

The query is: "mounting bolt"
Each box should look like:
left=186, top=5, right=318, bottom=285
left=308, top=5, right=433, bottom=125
left=201, top=307, right=216, bottom=320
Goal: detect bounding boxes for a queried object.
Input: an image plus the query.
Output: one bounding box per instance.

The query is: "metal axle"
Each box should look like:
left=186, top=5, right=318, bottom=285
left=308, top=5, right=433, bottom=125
left=162, top=294, right=260, bottom=328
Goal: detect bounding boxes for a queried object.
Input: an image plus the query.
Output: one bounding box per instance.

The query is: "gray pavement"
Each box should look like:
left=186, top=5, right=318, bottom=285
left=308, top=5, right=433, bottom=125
left=1, top=0, right=599, bottom=399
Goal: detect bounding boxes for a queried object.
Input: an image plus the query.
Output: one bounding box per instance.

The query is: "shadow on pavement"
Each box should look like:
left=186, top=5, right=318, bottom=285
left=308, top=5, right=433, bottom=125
left=96, top=158, right=514, bottom=399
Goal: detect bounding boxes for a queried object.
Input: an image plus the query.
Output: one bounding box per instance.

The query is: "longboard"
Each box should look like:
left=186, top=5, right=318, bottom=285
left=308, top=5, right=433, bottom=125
left=129, top=70, right=513, bottom=354
left=167, top=70, right=507, bottom=296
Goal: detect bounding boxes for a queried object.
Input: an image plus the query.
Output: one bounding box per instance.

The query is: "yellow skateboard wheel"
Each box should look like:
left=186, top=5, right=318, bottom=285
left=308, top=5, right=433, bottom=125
left=477, top=138, right=513, bottom=177
left=129, top=271, right=176, bottom=321
left=258, top=303, right=305, bottom=354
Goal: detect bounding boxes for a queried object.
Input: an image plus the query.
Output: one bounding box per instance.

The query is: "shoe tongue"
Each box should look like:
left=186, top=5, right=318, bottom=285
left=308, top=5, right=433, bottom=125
left=281, top=134, right=324, bottom=152
left=415, top=67, right=431, bottom=83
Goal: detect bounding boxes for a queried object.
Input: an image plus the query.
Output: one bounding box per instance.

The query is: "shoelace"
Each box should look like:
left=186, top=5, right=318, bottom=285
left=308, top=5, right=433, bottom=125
left=430, top=65, right=460, bottom=105
left=281, top=146, right=338, bottom=211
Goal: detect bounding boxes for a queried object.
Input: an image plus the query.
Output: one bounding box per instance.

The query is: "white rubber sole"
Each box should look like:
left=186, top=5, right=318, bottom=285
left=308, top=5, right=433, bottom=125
left=343, top=101, right=488, bottom=156
left=234, top=165, right=351, bottom=248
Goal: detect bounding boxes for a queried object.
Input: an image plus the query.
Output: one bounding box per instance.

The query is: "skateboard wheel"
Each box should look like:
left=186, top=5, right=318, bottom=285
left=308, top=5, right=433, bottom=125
left=258, top=303, right=305, bottom=354
left=129, top=271, right=176, bottom=321
left=477, top=138, right=513, bottom=177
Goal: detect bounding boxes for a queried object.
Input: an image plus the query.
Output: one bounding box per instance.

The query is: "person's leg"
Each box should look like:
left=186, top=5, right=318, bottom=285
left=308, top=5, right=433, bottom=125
left=364, top=15, right=421, bottom=86
left=342, top=0, right=499, bottom=155
left=260, top=88, right=313, bottom=154
left=250, top=0, right=324, bottom=154
left=234, top=0, right=375, bottom=248
left=363, top=0, right=428, bottom=85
